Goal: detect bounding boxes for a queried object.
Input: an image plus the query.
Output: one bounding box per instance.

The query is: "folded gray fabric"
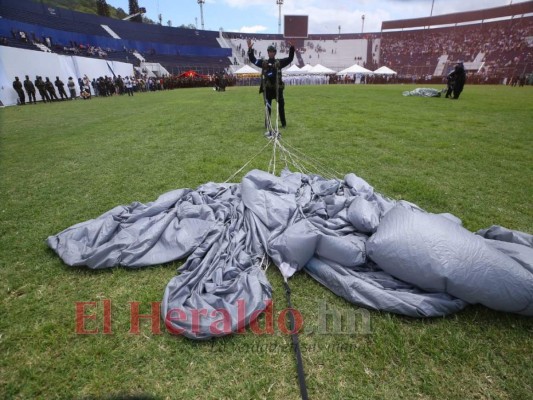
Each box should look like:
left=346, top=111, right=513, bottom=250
left=477, top=225, right=533, bottom=247
left=366, top=206, right=533, bottom=316
left=48, top=169, right=533, bottom=338
left=402, top=87, right=443, bottom=97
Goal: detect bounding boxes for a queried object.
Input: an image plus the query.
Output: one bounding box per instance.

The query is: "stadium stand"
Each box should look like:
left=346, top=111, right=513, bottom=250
left=380, top=16, right=533, bottom=82
left=228, top=34, right=377, bottom=71
left=0, top=0, right=531, bottom=82
left=380, top=2, right=533, bottom=83
left=0, top=0, right=231, bottom=75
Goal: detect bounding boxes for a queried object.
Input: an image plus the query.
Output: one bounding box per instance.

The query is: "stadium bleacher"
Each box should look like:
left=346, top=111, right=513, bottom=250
left=0, top=0, right=231, bottom=74
left=0, top=0, right=531, bottom=82
left=381, top=17, right=533, bottom=82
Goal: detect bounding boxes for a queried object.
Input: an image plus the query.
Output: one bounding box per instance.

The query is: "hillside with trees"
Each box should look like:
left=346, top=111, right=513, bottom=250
left=31, top=0, right=156, bottom=23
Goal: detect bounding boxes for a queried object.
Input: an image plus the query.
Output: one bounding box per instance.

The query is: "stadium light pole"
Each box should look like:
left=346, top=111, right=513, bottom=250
left=197, top=0, right=205, bottom=30
left=276, top=0, right=284, bottom=35
left=361, top=14, right=365, bottom=33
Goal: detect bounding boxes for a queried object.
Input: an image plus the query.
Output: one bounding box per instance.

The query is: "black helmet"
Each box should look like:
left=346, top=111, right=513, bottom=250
left=267, top=45, right=276, bottom=53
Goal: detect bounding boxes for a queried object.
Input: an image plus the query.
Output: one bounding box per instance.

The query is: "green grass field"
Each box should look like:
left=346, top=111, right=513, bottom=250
left=1, top=84, right=532, bottom=399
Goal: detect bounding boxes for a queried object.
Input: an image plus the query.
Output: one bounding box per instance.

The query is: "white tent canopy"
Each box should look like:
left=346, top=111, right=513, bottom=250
left=337, top=64, right=373, bottom=75
left=299, top=64, right=314, bottom=72
left=309, top=64, right=336, bottom=74
left=234, top=64, right=260, bottom=74
left=374, top=66, right=397, bottom=75
left=285, top=64, right=302, bottom=75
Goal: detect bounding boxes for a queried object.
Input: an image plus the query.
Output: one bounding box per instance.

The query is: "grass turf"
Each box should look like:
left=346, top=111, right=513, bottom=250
left=0, top=84, right=532, bottom=399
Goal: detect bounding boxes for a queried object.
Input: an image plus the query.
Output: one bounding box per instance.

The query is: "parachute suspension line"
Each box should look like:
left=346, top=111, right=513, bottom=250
left=277, top=138, right=343, bottom=180
left=259, top=253, right=270, bottom=272
left=267, top=135, right=338, bottom=181
left=264, top=101, right=274, bottom=135
left=262, top=68, right=278, bottom=137
left=269, top=136, right=278, bottom=176
left=264, top=62, right=285, bottom=176
left=259, top=58, right=340, bottom=182
left=224, top=139, right=273, bottom=184
left=278, top=137, right=290, bottom=171
left=283, top=145, right=314, bottom=177
left=274, top=63, right=281, bottom=134
left=263, top=61, right=281, bottom=138
left=281, top=139, right=342, bottom=178
left=269, top=138, right=331, bottom=179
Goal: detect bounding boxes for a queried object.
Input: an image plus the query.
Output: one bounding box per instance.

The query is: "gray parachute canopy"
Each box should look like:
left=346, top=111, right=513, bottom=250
left=47, top=169, right=533, bottom=339
left=402, top=88, right=443, bottom=97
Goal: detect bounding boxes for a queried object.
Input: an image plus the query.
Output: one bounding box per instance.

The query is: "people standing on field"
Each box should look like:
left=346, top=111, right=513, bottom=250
left=55, top=76, right=69, bottom=100
left=23, top=75, right=37, bottom=104
left=124, top=76, right=134, bottom=96
left=67, top=77, right=77, bottom=99
left=35, top=76, right=51, bottom=103
left=45, top=77, right=59, bottom=101
left=12, top=76, right=25, bottom=105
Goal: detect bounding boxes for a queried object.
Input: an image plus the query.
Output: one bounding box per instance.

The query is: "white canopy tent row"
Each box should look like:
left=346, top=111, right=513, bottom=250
left=237, top=62, right=335, bottom=86
left=282, top=63, right=396, bottom=77
left=234, top=62, right=398, bottom=86
left=290, top=63, right=335, bottom=85
left=284, top=63, right=336, bottom=75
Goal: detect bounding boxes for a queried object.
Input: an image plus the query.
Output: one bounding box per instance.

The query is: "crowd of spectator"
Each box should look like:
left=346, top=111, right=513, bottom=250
left=1, top=27, right=138, bottom=64
left=59, top=41, right=109, bottom=58
left=380, top=17, right=532, bottom=83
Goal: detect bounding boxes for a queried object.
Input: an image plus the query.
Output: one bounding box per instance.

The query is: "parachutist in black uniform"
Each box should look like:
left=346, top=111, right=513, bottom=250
left=447, top=62, right=466, bottom=99
left=247, top=39, right=295, bottom=131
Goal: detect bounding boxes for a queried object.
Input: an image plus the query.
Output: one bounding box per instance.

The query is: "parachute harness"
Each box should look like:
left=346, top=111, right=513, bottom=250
left=261, top=59, right=283, bottom=140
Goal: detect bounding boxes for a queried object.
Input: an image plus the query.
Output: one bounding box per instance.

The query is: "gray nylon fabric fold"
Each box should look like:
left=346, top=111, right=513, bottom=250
left=366, top=206, right=533, bottom=316
left=48, top=169, right=533, bottom=338
left=402, top=88, right=443, bottom=97
left=477, top=225, right=533, bottom=247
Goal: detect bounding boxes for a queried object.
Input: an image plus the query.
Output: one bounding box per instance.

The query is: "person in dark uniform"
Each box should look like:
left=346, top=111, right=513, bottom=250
left=45, top=77, right=59, bottom=101
left=55, top=76, right=68, bottom=100
left=24, top=75, right=37, bottom=104
left=247, top=39, right=295, bottom=130
left=214, top=71, right=226, bottom=92
left=447, top=62, right=466, bottom=99
left=35, top=76, right=51, bottom=103
left=12, top=77, right=25, bottom=105
left=445, top=69, right=454, bottom=98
